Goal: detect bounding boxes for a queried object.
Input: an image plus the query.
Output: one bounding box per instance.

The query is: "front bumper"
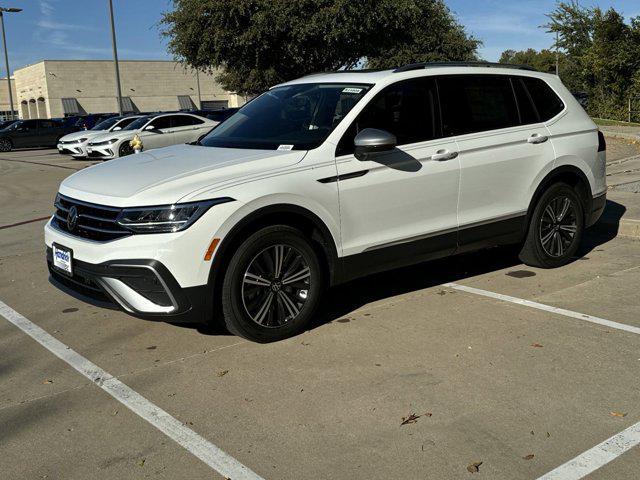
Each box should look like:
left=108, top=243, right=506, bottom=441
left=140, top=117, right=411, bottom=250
left=86, top=144, right=115, bottom=159
left=57, top=143, right=88, bottom=157
left=47, top=247, right=208, bottom=321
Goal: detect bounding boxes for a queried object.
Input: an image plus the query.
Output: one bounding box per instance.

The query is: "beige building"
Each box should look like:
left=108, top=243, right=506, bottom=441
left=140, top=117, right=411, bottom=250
left=14, top=60, right=245, bottom=119
left=0, top=77, right=17, bottom=120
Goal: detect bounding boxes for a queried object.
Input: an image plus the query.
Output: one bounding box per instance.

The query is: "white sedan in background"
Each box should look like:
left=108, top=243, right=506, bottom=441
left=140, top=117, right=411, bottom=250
left=86, top=113, right=217, bottom=160
left=57, top=115, right=142, bottom=158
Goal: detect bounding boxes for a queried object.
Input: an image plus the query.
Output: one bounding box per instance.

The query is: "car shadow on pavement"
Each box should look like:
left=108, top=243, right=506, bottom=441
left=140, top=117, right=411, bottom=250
left=312, top=203, right=625, bottom=329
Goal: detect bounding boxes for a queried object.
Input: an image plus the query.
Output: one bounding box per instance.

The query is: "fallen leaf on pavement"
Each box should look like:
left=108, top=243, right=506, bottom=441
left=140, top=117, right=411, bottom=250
left=146, top=345, right=157, bottom=350
left=42, top=379, right=53, bottom=384
left=531, top=343, right=544, bottom=348
left=217, top=370, right=229, bottom=377
left=467, top=461, right=483, bottom=473
left=610, top=411, right=627, bottom=417
left=523, top=454, right=535, bottom=460
left=401, top=413, right=421, bottom=425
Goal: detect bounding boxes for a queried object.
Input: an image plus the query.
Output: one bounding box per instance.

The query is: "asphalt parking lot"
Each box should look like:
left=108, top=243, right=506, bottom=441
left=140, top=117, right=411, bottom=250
left=1, top=147, right=640, bottom=479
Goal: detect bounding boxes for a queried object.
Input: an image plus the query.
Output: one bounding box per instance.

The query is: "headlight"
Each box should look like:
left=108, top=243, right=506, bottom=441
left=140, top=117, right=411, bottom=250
left=91, top=138, right=119, bottom=146
left=116, top=198, right=234, bottom=233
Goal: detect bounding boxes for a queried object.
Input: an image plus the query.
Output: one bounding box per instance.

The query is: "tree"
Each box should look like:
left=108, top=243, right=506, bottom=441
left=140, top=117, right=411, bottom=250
left=161, top=0, right=480, bottom=95
left=545, top=1, right=640, bottom=119
left=498, top=48, right=560, bottom=74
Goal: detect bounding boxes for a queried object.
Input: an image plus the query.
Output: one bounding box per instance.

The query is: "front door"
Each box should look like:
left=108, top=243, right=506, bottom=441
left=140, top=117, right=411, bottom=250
left=140, top=116, right=175, bottom=150
left=334, top=77, right=460, bottom=275
left=11, top=120, right=39, bottom=148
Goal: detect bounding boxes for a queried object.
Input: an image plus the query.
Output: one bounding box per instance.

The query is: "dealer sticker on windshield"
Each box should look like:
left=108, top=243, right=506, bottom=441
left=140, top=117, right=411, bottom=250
left=342, top=87, right=363, bottom=94
left=277, top=145, right=294, bottom=151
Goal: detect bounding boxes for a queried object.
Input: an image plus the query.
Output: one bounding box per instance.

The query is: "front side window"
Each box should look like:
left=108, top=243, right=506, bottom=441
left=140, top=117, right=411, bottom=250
left=11, top=120, right=38, bottom=131
left=336, top=77, right=440, bottom=156
left=124, top=116, right=154, bottom=131
left=200, top=83, right=372, bottom=150
left=439, top=75, right=520, bottom=136
left=149, top=116, right=173, bottom=130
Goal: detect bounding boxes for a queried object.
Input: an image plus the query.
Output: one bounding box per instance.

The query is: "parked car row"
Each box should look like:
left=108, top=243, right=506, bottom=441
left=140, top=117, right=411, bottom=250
left=0, top=108, right=238, bottom=156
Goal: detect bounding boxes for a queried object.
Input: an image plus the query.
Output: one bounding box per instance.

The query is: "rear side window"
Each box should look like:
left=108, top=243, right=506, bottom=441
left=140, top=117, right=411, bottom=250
left=39, top=120, right=56, bottom=129
left=337, top=77, right=440, bottom=156
left=438, top=75, right=520, bottom=136
left=522, top=77, right=564, bottom=121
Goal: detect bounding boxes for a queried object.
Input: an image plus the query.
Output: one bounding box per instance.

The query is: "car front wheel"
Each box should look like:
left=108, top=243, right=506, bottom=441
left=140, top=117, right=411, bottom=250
left=221, top=225, right=324, bottom=342
left=519, top=182, right=584, bottom=268
left=0, top=138, right=12, bottom=152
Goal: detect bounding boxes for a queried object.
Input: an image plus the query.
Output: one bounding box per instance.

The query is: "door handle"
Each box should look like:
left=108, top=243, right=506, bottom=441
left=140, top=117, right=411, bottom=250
left=527, top=133, right=548, bottom=144
left=430, top=149, right=458, bottom=161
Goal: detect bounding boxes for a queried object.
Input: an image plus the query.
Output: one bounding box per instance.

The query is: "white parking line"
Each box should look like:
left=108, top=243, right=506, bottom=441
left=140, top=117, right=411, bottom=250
left=444, top=282, right=640, bottom=479
left=443, top=282, right=640, bottom=335
left=536, top=421, right=640, bottom=480
left=0, top=300, right=265, bottom=480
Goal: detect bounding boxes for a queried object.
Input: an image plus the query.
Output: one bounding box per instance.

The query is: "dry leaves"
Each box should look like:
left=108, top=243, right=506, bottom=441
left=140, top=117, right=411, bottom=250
left=610, top=411, right=627, bottom=418
left=217, top=370, right=229, bottom=377
left=42, top=379, right=53, bottom=384
left=467, top=461, right=483, bottom=473
left=523, top=454, right=535, bottom=460
left=400, top=411, right=432, bottom=425
left=531, top=343, right=544, bottom=348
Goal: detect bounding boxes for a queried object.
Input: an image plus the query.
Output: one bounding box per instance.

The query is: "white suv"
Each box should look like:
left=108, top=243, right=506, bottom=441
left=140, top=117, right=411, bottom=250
left=45, top=62, right=607, bottom=342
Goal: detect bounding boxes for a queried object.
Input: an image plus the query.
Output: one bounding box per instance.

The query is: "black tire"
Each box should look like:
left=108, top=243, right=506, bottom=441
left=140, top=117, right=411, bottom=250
left=118, top=142, right=133, bottom=157
left=221, top=225, right=324, bottom=342
left=0, top=137, right=12, bottom=152
left=519, top=182, right=584, bottom=268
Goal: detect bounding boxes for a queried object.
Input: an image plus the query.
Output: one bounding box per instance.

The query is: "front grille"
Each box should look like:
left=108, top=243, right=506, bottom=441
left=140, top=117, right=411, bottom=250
left=88, top=149, right=110, bottom=158
left=53, top=194, right=131, bottom=241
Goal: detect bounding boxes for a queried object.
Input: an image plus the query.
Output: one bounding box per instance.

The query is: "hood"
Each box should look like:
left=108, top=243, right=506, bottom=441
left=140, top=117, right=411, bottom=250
left=60, top=130, right=106, bottom=142
left=88, top=129, right=136, bottom=144
left=59, top=143, right=307, bottom=206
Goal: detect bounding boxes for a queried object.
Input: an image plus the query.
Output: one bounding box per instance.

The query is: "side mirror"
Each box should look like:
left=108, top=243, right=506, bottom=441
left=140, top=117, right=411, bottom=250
left=144, top=124, right=157, bottom=131
left=354, top=128, right=396, bottom=159
left=112, top=126, right=122, bottom=131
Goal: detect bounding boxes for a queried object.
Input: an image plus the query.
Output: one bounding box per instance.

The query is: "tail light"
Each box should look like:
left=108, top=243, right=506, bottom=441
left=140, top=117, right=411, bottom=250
left=597, top=130, right=606, bottom=152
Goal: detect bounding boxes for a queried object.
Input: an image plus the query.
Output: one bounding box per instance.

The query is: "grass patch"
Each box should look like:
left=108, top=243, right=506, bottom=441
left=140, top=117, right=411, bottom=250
left=592, top=117, right=640, bottom=127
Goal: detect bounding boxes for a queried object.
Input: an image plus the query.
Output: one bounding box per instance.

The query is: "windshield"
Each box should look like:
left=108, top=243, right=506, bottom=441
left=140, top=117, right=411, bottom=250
left=123, top=115, right=153, bottom=131
left=200, top=83, right=372, bottom=150
left=91, top=117, right=120, bottom=131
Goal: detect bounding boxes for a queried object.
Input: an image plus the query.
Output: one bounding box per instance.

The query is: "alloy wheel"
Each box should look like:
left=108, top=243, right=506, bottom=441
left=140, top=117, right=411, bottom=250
left=538, top=195, right=578, bottom=257
left=241, top=244, right=311, bottom=327
left=0, top=139, right=10, bottom=152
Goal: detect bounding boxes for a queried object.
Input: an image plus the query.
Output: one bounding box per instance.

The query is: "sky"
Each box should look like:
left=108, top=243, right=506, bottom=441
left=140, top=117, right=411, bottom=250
left=1, top=0, right=639, bottom=76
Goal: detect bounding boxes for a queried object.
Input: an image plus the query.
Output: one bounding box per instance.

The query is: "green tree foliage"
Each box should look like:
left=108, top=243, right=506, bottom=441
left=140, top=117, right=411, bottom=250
left=544, top=1, right=640, bottom=119
left=498, top=48, right=561, bottom=74
left=161, top=0, right=480, bottom=94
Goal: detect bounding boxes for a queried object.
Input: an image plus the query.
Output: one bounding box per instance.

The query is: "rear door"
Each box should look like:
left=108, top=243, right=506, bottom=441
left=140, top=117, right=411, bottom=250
left=170, top=114, right=207, bottom=144
left=438, top=74, right=556, bottom=251
left=37, top=120, right=60, bottom=146
left=335, top=77, right=460, bottom=269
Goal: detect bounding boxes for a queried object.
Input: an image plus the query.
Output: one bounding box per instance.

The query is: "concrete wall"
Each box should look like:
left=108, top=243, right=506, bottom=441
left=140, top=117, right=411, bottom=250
left=14, top=60, right=244, bottom=119
left=0, top=78, right=17, bottom=119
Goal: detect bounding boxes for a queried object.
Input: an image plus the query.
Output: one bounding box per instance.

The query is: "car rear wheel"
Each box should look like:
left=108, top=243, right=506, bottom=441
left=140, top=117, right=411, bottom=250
left=519, top=183, right=584, bottom=268
left=221, top=225, right=324, bottom=342
left=0, top=138, right=12, bottom=152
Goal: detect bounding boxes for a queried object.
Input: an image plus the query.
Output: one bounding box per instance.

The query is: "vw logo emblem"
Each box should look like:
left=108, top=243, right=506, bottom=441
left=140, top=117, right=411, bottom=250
left=67, top=206, right=78, bottom=231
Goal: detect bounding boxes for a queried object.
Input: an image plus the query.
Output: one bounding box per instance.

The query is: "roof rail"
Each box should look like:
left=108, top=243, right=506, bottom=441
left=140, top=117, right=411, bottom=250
left=393, top=61, right=537, bottom=73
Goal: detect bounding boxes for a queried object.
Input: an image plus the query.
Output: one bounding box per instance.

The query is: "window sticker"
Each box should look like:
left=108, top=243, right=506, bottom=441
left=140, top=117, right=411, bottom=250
left=342, top=87, right=363, bottom=94
left=277, top=144, right=294, bottom=151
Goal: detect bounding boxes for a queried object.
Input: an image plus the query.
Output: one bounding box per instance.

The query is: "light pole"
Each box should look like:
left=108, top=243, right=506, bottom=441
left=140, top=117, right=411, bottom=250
left=0, top=7, right=21, bottom=120
left=108, top=0, right=123, bottom=115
